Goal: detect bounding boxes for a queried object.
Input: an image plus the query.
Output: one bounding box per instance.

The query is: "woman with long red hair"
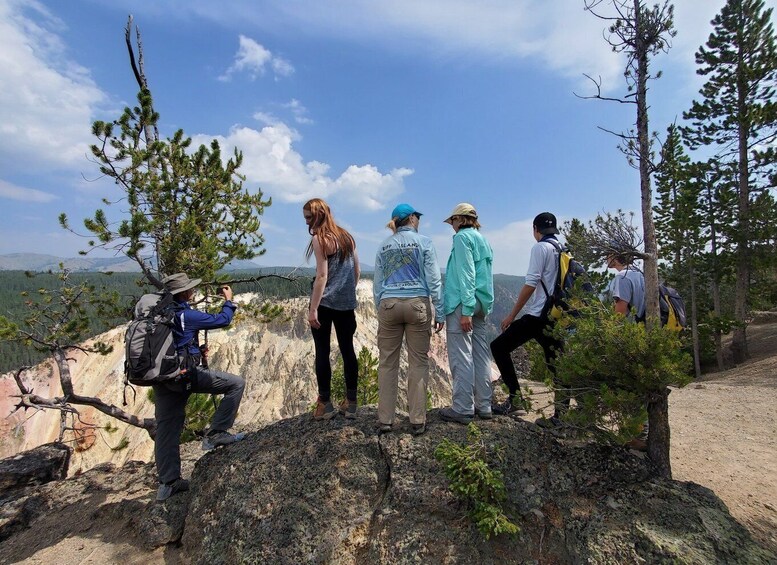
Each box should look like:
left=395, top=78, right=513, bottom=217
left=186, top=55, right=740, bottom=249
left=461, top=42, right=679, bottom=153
left=303, top=198, right=361, bottom=420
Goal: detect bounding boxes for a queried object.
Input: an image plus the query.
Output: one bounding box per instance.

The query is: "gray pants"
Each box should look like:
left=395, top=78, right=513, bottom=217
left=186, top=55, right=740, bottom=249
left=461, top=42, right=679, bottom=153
left=446, top=305, right=492, bottom=416
left=153, top=368, right=245, bottom=483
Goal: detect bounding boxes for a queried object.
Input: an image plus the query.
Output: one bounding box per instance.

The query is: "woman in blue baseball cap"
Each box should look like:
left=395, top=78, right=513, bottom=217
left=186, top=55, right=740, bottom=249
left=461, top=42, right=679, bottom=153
left=372, top=203, right=445, bottom=436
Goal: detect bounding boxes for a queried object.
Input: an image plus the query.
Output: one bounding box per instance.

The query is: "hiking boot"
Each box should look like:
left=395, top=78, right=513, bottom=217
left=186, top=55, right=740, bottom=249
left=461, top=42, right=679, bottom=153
left=156, top=478, right=189, bottom=502
left=313, top=398, right=338, bottom=421
left=377, top=422, right=392, bottom=434
left=626, top=437, right=648, bottom=452
left=474, top=408, right=493, bottom=420
left=202, top=430, right=247, bottom=451
left=439, top=407, right=474, bottom=425
left=535, top=415, right=563, bottom=429
left=411, top=422, right=426, bottom=436
left=492, top=398, right=527, bottom=416
left=339, top=399, right=358, bottom=419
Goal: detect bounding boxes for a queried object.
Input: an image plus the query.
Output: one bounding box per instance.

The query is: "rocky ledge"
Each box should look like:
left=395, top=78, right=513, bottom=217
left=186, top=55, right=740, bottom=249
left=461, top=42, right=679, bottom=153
left=1, top=409, right=774, bottom=564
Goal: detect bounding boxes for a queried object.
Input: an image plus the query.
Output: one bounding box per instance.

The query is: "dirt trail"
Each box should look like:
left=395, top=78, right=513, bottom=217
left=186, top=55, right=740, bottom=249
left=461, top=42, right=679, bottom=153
left=670, top=322, right=777, bottom=552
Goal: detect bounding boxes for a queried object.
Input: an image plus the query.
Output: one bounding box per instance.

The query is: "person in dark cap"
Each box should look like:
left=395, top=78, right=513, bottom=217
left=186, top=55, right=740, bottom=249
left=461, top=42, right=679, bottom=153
left=489, top=212, right=566, bottom=423
left=154, top=273, right=246, bottom=502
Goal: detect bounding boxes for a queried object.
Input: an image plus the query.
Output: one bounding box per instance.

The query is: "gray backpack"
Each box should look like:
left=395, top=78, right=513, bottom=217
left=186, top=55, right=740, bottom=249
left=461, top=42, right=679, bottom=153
left=124, top=292, right=182, bottom=385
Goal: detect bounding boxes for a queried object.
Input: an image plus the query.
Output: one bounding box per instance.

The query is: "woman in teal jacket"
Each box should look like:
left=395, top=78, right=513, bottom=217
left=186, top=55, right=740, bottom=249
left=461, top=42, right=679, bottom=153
left=439, top=203, right=495, bottom=424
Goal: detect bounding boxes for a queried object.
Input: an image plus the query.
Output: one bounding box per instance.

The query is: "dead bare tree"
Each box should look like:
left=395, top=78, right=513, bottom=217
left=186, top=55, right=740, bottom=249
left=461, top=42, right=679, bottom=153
left=580, top=0, right=677, bottom=478
left=3, top=271, right=157, bottom=438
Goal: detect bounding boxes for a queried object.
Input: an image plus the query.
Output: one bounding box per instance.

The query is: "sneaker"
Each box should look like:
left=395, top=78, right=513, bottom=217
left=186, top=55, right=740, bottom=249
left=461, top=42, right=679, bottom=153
left=339, top=399, right=358, bottom=420
left=439, top=407, right=474, bottom=425
left=377, top=422, right=392, bottom=434
left=313, top=398, right=338, bottom=421
left=202, top=430, right=247, bottom=451
left=156, top=478, right=189, bottom=502
left=492, top=398, right=527, bottom=416
left=411, top=422, right=426, bottom=436
left=474, top=408, right=493, bottom=420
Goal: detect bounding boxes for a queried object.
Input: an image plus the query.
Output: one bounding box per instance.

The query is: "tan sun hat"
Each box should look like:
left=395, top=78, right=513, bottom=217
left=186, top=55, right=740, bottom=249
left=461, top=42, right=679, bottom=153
left=161, top=272, right=202, bottom=295
left=444, top=203, right=478, bottom=224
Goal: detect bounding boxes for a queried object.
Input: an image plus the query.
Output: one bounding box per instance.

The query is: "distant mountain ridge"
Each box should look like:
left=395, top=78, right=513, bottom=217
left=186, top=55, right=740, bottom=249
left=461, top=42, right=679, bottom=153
left=0, top=253, right=268, bottom=273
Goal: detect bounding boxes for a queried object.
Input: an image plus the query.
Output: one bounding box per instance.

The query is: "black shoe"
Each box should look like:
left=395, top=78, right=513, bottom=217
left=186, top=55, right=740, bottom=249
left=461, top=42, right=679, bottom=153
left=439, top=407, right=474, bottom=424
left=492, top=398, right=527, bottom=416
left=411, top=422, right=426, bottom=436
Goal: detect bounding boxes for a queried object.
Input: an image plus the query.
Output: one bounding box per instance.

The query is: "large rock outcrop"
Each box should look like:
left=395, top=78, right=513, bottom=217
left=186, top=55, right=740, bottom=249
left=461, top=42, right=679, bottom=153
left=0, top=409, right=773, bottom=563
left=180, top=409, right=773, bottom=564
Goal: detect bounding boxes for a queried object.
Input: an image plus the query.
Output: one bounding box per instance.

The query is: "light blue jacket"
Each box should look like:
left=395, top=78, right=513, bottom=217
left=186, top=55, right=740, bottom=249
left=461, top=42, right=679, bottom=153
left=373, top=226, right=444, bottom=322
left=444, top=227, right=494, bottom=317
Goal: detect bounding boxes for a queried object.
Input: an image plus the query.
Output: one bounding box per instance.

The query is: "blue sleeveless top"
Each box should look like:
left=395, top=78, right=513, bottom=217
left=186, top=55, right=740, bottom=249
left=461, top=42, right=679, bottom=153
left=320, top=252, right=357, bottom=310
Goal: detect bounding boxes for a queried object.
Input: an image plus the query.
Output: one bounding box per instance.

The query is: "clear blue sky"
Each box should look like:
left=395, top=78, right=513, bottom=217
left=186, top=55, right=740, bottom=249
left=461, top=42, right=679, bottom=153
left=1, top=0, right=773, bottom=275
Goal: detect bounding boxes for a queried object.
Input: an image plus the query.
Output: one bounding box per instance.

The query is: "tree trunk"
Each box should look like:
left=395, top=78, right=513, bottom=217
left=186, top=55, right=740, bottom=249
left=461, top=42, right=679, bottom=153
left=635, top=5, right=660, bottom=328
left=647, top=388, right=672, bottom=479
left=706, top=182, right=725, bottom=371
left=52, top=349, right=157, bottom=438
left=634, top=0, right=670, bottom=477
left=688, top=258, right=701, bottom=379
left=731, top=32, right=750, bottom=364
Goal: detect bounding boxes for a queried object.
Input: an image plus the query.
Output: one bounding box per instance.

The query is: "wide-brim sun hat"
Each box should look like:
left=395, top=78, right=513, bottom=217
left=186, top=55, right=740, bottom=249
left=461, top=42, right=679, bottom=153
left=162, top=272, right=202, bottom=294
left=444, top=203, right=478, bottom=224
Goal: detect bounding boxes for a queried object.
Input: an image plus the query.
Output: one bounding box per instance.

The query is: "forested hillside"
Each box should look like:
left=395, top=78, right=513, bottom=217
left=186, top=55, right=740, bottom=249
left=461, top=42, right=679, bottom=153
left=0, top=270, right=525, bottom=374
left=0, top=270, right=316, bottom=373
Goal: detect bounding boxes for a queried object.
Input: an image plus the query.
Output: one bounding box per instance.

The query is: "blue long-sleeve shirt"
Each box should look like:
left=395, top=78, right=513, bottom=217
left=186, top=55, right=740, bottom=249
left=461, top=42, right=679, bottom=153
left=172, top=300, right=237, bottom=355
left=373, top=226, right=444, bottom=322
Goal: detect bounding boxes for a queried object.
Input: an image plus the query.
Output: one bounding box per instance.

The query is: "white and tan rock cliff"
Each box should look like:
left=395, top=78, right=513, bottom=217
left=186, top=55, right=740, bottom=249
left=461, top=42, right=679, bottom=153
left=0, top=280, right=454, bottom=475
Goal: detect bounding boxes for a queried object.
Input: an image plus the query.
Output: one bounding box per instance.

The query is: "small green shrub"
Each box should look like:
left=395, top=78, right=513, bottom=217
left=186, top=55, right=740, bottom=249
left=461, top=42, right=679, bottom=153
left=327, top=346, right=380, bottom=407
left=110, top=437, right=130, bottom=451
left=434, top=423, right=519, bottom=539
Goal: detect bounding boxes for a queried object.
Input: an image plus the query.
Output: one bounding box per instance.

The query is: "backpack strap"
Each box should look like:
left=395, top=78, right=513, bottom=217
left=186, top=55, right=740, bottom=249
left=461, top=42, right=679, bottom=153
left=538, top=236, right=562, bottom=299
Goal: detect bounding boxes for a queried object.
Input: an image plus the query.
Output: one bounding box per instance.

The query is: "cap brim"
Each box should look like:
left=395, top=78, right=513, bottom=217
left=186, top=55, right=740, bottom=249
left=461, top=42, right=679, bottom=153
left=539, top=228, right=560, bottom=235
left=444, top=216, right=454, bottom=224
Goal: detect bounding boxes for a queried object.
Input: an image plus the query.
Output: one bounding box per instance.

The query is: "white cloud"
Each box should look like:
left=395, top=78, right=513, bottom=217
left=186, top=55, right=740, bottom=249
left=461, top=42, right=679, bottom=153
left=253, top=111, right=282, bottom=126
left=167, top=0, right=765, bottom=93
left=0, top=0, right=107, bottom=171
left=482, top=220, right=537, bottom=276
left=192, top=122, right=412, bottom=210
left=0, top=179, right=58, bottom=203
left=219, top=35, right=295, bottom=81
left=282, top=99, right=313, bottom=125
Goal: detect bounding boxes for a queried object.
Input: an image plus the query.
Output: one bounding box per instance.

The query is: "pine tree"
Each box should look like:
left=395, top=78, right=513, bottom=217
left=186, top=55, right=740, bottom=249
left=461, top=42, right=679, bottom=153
left=653, top=125, right=703, bottom=377
left=682, top=0, right=777, bottom=363
left=60, top=18, right=271, bottom=288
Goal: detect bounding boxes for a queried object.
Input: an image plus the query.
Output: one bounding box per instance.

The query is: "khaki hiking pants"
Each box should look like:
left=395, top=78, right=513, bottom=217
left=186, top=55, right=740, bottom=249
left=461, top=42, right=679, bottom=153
left=377, top=296, right=432, bottom=426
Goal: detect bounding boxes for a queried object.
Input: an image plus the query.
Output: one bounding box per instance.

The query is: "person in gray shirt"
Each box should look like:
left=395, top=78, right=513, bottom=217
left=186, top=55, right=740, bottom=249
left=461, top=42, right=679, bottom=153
left=605, top=251, right=646, bottom=321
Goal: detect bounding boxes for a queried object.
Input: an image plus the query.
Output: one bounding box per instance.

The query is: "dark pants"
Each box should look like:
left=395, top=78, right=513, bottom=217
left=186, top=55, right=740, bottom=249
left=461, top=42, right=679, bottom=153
left=490, top=314, right=568, bottom=415
left=153, top=367, right=245, bottom=483
left=310, top=305, right=358, bottom=402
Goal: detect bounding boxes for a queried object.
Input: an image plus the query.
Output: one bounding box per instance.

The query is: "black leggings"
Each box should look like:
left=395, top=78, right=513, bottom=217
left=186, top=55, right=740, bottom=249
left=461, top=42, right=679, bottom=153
left=310, top=305, right=358, bottom=402
left=490, top=314, right=567, bottom=413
